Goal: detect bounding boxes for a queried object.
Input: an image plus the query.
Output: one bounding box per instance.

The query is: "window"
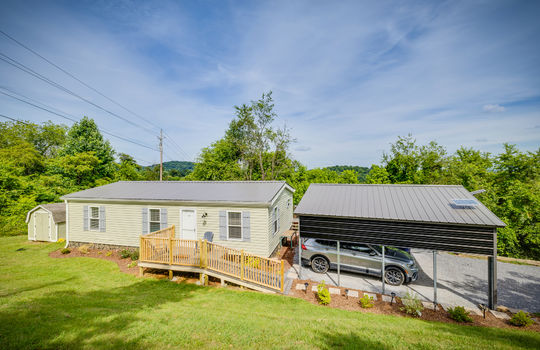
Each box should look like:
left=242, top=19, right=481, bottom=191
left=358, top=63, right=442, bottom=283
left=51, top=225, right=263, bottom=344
left=272, top=206, right=279, bottom=235
left=342, top=243, right=372, bottom=254
left=89, top=206, right=100, bottom=231
left=149, top=208, right=161, bottom=233
left=316, top=240, right=337, bottom=248
left=227, top=211, right=242, bottom=240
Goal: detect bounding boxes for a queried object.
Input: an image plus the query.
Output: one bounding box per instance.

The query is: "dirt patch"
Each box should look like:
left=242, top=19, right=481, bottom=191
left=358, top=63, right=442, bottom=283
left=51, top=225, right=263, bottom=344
left=50, top=247, right=139, bottom=276
left=290, top=280, right=540, bottom=332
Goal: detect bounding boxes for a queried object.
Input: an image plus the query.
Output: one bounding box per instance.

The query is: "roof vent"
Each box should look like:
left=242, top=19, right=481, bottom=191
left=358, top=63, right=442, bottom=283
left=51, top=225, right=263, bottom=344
left=451, top=199, right=479, bottom=208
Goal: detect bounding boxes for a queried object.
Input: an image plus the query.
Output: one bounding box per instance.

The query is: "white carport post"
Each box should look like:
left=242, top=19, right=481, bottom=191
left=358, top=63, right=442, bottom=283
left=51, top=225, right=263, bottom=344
left=381, top=245, right=385, bottom=294
left=298, top=230, right=302, bottom=280
left=433, top=250, right=438, bottom=308
left=337, top=241, right=340, bottom=287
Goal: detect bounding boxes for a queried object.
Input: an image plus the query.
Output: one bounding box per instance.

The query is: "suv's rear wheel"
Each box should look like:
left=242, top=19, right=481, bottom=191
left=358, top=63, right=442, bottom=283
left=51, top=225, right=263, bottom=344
left=385, top=267, right=405, bottom=286
left=311, top=256, right=329, bottom=273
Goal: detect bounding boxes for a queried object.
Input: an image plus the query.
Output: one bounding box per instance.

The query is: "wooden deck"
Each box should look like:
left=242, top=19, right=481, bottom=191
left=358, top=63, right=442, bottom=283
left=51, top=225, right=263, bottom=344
left=139, top=226, right=285, bottom=292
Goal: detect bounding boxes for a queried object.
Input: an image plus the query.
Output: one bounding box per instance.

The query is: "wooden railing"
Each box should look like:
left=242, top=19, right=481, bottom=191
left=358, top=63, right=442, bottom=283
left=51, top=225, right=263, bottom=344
left=140, top=225, right=285, bottom=292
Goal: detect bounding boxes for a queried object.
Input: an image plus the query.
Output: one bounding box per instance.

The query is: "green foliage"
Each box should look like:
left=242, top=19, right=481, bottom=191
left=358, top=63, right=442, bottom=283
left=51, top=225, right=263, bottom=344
left=400, top=292, right=423, bottom=317
left=130, top=250, right=139, bottom=261
left=317, top=281, right=331, bottom=305
left=359, top=294, right=374, bottom=308
left=447, top=306, right=473, bottom=323
left=128, top=261, right=137, bottom=268
left=325, top=165, right=370, bottom=182
left=105, top=251, right=112, bottom=257
left=120, top=249, right=131, bottom=259
left=509, top=311, right=534, bottom=327
left=60, top=248, right=70, bottom=254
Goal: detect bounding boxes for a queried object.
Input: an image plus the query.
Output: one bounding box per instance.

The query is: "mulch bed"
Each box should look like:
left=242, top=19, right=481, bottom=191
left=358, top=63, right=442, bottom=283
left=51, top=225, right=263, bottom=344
left=290, top=279, right=540, bottom=332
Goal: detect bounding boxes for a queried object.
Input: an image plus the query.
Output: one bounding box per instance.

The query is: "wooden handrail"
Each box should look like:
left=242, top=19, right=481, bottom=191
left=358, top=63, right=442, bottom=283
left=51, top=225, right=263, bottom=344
left=140, top=226, right=285, bottom=291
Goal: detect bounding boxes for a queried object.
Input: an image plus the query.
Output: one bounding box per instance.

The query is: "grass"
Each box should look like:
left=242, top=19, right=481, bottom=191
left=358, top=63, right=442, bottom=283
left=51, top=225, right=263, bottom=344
left=0, top=236, right=539, bottom=349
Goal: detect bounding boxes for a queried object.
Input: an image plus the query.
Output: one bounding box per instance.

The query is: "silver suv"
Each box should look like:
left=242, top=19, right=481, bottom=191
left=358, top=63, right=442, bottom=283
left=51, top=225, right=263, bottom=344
left=301, top=239, right=419, bottom=286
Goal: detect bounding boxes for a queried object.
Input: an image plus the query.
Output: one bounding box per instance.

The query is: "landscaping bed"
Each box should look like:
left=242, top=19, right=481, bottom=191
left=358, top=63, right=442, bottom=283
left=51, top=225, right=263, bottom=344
left=290, top=279, right=540, bottom=332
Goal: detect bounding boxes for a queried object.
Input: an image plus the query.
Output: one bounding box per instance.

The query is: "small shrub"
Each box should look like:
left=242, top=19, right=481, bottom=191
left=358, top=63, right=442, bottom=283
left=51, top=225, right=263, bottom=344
left=130, top=250, right=139, bottom=261
left=120, top=249, right=131, bottom=259
left=317, top=281, right=331, bottom=305
left=359, top=294, right=374, bottom=308
left=105, top=251, right=112, bottom=257
left=128, top=261, right=137, bottom=268
left=400, top=291, right=423, bottom=317
left=78, top=244, right=91, bottom=254
left=60, top=248, right=70, bottom=255
left=447, top=306, right=473, bottom=323
left=509, top=311, right=534, bottom=327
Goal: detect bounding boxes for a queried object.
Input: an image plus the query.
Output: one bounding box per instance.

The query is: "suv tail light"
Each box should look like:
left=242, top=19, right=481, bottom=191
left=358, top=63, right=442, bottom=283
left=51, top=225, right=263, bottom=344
left=301, top=243, right=307, bottom=250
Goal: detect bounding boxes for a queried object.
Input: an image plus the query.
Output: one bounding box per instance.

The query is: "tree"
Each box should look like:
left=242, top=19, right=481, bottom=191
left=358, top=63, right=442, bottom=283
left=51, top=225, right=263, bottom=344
left=365, top=165, right=390, bottom=184
left=60, top=117, right=115, bottom=179
left=115, top=153, right=141, bottom=181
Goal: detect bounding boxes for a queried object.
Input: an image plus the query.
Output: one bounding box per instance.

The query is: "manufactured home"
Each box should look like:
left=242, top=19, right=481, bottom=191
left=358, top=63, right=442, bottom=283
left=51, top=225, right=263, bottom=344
left=26, top=203, right=66, bottom=242
left=60, top=181, right=294, bottom=257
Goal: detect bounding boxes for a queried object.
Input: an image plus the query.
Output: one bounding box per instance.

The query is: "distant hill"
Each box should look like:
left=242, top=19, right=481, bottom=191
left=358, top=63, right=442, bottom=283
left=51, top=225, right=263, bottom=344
left=146, top=161, right=195, bottom=177
left=324, top=165, right=370, bottom=182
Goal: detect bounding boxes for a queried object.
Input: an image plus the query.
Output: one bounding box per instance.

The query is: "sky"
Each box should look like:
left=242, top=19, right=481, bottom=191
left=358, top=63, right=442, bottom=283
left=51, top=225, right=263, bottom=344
left=1, top=0, right=539, bottom=168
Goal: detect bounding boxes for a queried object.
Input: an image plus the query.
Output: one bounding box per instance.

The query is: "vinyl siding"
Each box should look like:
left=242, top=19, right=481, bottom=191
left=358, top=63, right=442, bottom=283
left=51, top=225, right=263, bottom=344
left=267, top=188, right=294, bottom=256
left=67, top=200, right=271, bottom=257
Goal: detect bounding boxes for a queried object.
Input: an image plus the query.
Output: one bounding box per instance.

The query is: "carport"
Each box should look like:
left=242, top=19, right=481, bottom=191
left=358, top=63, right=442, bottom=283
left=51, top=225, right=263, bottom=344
left=294, top=184, right=506, bottom=309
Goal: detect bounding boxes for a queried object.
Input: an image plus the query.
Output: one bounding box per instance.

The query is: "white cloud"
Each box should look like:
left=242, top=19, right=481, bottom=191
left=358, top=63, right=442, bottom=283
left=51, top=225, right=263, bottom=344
left=483, top=104, right=506, bottom=113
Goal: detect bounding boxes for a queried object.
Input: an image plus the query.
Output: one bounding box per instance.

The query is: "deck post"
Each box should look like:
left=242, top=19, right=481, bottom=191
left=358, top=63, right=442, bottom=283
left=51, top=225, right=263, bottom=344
left=169, top=229, right=173, bottom=266
left=139, top=266, right=144, bottom=277
left=198, top=239, right=203, bottom=268
left=280, top=259, right=284, bottom=293
left=169, top=270, right=173, bottom=280
left=241, top=250, right=245, bottom=280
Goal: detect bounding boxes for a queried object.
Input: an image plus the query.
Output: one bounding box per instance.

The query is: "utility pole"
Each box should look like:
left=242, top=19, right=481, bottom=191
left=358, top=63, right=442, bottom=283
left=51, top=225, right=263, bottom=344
left=159, top=129, right=163, bottom=181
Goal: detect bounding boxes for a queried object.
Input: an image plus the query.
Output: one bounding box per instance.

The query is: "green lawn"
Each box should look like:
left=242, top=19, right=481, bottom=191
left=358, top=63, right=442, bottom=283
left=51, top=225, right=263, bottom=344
left=0, top=236, right=538, bottom=349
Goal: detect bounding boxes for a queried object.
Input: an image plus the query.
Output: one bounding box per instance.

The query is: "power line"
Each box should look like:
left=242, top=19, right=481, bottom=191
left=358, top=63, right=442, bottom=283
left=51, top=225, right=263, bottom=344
left=163, top=131, right=192, bottom=160
left=0, top=29, right=162, bottom=134
left=0, top=87, right=158, bottom=151
left=0, top=52, right=157, bottom=135
left=0, top=113, right=30, bottom=124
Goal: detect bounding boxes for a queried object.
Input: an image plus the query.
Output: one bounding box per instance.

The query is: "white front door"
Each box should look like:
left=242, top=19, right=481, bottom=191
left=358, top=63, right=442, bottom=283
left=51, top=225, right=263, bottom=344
left=181, top=210, right=197, bottom=240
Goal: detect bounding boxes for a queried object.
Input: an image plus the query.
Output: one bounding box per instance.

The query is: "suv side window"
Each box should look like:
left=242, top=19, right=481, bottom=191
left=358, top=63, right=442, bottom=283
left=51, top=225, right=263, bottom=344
left=342, top=243, right=372, bottom=254
left=315, top=240, right=337, bottom=248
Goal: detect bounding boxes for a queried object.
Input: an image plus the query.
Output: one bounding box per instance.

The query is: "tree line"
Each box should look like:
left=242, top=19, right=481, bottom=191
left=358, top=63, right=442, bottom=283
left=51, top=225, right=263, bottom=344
left=1, top=92, right=538, bottom=260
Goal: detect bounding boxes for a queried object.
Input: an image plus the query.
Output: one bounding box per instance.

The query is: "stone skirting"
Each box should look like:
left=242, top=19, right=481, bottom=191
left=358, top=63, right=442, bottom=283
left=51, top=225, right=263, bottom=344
left=68, top=241, right=138, bottom=251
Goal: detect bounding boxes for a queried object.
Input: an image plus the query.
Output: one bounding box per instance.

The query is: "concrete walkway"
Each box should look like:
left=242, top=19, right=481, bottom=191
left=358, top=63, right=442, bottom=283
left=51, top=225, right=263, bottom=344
left=287, top=249, right=540, bottom=312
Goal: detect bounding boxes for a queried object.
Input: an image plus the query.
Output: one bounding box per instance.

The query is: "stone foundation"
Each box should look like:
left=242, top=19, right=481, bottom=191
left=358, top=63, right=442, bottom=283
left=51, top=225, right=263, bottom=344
left=68, top=241, right=138, bottom=251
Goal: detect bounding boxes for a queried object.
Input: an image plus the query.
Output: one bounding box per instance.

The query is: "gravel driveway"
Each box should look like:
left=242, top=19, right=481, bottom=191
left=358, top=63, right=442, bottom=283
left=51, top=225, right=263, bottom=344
left=288, top=249, right=540, bottom=312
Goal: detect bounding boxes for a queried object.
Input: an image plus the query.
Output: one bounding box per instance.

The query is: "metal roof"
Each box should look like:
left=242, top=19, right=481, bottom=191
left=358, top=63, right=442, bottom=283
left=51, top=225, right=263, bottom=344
left=61, top=181, right=291, bottom=204
left=26, top=203, right=66, bottom=223
left=295, top=184, right=505, bottom=227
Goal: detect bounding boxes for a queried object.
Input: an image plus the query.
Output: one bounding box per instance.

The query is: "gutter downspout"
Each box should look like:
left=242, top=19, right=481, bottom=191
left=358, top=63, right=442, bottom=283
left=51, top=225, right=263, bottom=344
left=64, top=199, right=69, bottom=248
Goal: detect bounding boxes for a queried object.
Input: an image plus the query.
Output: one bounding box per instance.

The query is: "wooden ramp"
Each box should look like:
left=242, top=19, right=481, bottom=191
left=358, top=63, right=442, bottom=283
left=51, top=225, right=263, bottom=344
left=139, top=226, right=285, bottom=293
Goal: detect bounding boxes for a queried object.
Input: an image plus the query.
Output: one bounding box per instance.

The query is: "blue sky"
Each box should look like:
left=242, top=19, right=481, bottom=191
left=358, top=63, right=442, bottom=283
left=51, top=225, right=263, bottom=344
left=1, top=0, right=539, bottom=167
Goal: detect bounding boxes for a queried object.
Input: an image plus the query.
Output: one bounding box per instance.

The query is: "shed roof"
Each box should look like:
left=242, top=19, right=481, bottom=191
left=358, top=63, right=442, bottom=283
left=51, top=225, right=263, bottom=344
left=26, top=203, right=66, bottom=223
left=294, top=183, right=505, bottom=227
left=61, top=181, right=292, bottom=204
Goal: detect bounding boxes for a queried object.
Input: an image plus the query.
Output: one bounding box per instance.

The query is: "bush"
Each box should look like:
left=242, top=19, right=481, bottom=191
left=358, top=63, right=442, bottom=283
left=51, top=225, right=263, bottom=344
left=359, top=294, right=374, bottom=308
left=130, top=250, right=139, bottom=261
left=400, top=291, right=423, bottom=317
left=447, top=306, right=473, bottom=323
left=78, top=244, right=91, bottom=254
left=60, top=248, right=70, bottom=254
left=105, top=251, right=112, bottom=257
left=317, top=281, right=331, bottom=305
left=120, top=249, right=131, bottom=259
left=128, top=261, right=137, bottom=268
left=509, top=311, right=534, bottom=327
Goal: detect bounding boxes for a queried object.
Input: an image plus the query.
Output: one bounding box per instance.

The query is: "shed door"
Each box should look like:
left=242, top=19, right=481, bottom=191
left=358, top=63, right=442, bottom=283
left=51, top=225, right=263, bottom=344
left=181, top=210, right=197, bottom=240
left=35, top=213, right=50, bottom=241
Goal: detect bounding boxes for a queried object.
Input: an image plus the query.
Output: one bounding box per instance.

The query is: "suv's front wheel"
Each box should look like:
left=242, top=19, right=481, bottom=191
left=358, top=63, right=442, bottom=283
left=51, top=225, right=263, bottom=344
left=311, top=256, right=329, bottom=273
left=385, top=267, right=405, bottom=286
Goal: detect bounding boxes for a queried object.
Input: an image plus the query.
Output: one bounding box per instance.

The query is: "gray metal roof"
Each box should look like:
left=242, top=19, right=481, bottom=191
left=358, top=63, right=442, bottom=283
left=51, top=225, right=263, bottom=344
left=61, top=181, right=290, bottom=204
left=26, top=203, right=66, bottom=223
left=294, top=184, right=505, bottom=227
